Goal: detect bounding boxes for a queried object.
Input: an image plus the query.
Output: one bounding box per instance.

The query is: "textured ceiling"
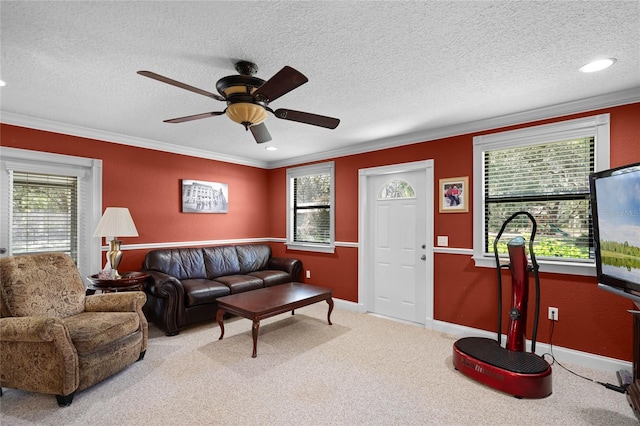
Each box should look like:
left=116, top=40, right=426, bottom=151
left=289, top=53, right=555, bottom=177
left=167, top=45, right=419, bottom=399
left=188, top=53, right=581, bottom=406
left=1, top=1, right=639, bottom=168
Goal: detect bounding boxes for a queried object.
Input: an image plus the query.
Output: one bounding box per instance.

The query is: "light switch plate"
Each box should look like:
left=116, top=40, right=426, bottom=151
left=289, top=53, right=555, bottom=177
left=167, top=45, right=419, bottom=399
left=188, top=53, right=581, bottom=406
left=437, top=236, right=449, bottom=247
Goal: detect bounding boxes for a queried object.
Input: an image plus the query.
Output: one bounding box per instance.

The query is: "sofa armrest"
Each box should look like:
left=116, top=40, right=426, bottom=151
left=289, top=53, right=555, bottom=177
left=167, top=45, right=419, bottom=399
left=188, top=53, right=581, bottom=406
left=1, top=316, right=72, bottom=343
left=85, top=292, right=148, bottom=351
left=143, top=270, right=184, bottom=299
left=140, top=270, right=185, bottom=336
left=268, top=257, right=302, bottom=281
left=0, top=316, right=79, bottom=396
left=85, top=291, right=146, bottom=313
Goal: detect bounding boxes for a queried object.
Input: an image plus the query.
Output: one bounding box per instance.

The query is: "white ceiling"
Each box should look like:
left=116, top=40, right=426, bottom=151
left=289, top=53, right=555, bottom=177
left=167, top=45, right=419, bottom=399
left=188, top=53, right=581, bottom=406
left=1, top=1, right=639, bottom=169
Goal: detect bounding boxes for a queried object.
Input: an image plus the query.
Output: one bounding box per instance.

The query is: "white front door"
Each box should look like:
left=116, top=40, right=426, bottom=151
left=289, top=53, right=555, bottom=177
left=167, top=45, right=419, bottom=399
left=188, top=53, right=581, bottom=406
left=369, top=169, right=427, bottom=324
left=359, top=160, right=433, bottom=324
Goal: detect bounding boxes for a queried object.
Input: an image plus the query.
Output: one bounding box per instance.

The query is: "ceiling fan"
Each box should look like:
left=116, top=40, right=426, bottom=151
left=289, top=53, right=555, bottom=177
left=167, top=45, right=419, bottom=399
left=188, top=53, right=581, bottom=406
left=137, top=61, right=340, bottom=143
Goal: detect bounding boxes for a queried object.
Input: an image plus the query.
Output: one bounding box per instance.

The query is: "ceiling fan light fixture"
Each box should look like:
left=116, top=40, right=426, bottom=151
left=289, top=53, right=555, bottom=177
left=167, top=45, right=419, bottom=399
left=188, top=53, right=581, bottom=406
left=226, top=102, right=267, bottom=128
left=139, top=61, right=339, bottom=144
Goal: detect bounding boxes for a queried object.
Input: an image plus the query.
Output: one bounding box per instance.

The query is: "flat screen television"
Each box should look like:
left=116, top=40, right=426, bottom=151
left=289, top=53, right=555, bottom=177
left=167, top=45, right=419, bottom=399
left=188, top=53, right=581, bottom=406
left=589, top=162, right=640, bottom=303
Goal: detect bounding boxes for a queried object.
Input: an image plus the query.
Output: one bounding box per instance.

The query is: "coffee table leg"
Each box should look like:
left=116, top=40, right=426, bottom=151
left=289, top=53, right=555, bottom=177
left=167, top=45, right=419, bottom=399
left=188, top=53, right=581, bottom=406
left=252, top=320, right=260, bottom=358
left=326, top=297, right=334, bottom=325
left=217, top=308, right=226, bottom=340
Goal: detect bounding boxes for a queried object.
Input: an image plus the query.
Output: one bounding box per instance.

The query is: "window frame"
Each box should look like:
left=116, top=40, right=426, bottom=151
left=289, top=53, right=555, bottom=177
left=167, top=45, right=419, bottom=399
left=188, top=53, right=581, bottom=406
left=472, top=113, right=610, bottom=276
left=286, top=161, right=335, bottom=253
left=0, top=147, right=102, bottom=279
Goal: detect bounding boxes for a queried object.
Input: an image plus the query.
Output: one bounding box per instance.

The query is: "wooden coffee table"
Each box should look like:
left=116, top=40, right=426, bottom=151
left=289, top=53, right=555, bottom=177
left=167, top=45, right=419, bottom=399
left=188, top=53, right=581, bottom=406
left=216, top=282, right=333, bottom=358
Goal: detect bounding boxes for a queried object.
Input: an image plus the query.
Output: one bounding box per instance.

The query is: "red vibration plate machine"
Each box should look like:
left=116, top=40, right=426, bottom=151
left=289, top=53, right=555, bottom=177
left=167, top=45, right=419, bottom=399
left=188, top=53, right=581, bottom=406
left=453, top=211, right=552, bottom=399
left=453, top=337, right=552, bottom=398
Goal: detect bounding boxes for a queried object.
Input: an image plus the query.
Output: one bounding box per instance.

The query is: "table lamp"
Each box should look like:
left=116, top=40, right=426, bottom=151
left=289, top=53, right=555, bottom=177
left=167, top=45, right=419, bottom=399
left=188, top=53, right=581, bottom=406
left=93, top=207, right=139, bottom=278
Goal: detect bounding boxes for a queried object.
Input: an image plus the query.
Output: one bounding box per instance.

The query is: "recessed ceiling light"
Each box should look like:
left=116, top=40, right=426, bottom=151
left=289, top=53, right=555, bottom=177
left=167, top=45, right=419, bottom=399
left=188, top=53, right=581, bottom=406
left=265, top=146, right=277, bottom=151
left=0, top=80, right=6, bottom=87
left=579, top=58, right=616, bottom=73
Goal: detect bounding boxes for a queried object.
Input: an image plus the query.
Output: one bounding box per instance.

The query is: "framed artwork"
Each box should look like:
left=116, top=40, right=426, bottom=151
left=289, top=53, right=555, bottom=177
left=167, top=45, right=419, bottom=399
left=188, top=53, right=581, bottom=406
left=181, top=179, right=228, bottom=213
left=439, top=176, right=468, bottom=213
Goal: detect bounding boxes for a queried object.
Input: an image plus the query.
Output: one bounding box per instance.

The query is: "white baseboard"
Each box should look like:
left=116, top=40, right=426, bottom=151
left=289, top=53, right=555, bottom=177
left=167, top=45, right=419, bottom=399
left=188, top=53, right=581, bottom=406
left=332, top=298, right=631, bottom=374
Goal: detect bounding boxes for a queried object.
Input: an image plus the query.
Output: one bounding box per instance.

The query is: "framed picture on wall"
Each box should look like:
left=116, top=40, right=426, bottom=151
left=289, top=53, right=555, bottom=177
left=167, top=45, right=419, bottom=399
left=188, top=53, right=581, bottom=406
left=181, top=179, right=229, bottom=213
left=439, top=176, right=468, bottom=213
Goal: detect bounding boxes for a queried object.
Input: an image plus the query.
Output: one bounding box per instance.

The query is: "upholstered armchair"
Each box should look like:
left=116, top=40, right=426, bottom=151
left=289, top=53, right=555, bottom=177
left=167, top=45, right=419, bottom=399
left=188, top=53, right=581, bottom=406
left=0, top=252, right=148, bottom=406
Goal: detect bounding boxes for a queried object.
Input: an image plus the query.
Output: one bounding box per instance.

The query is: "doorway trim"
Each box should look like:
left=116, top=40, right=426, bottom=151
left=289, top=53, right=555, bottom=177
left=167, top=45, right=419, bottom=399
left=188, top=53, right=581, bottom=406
left=358, top=159, right=434, bottom=327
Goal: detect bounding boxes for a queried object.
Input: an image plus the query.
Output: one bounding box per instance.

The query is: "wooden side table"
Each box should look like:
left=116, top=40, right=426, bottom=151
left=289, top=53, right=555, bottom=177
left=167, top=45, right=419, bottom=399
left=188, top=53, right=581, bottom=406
left=86, top=271, right=149, bottom=294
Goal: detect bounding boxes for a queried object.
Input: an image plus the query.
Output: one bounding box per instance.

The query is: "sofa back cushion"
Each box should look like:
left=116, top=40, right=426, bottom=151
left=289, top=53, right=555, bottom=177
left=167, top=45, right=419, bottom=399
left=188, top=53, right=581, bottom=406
left=236, top=244, right=270, bottom=274
left=143, top=248, right=206, bottom=280
left=203, top=246, right=240, bottom=279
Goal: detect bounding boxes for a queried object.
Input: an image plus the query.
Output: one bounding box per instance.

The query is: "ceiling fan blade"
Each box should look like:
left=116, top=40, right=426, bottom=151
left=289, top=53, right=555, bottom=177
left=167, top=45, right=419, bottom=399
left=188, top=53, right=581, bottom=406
left=164, top=111, right=225, bottom=123
left=138, top=71, right=225, bottom=101
left=253, top=66, right=308, bottom=103
left=274, top=109, right=340, bottom=129
left=250, top=123, right=272, bottom=143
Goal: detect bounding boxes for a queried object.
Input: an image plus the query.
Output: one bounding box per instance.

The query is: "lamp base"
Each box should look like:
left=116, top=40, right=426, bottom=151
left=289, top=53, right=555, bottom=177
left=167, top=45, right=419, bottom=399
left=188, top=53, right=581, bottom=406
left=107, top=239, right=123, bottom=279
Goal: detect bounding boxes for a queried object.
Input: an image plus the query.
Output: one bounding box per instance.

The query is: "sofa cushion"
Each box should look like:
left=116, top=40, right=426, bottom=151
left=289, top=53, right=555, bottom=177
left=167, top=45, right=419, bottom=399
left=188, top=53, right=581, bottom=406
left=0, top=252, right=86, bottom=318
left=144, top=248, right=206, bottom=280
left=203, top=246, right=240, bottom=279
left=182, top=279, right=231, bottom=307
left=63, top=311, right=140, bottom=354
left=236, top=244, right=270, bottom=274
left=214, top=275, right=263, bottom=294
left=248, top=270, right=293, bottom=287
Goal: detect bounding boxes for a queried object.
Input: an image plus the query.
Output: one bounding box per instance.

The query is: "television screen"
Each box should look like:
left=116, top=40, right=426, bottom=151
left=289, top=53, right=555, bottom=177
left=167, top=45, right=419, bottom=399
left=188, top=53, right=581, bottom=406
left=589, top=162, right=640, bottom=301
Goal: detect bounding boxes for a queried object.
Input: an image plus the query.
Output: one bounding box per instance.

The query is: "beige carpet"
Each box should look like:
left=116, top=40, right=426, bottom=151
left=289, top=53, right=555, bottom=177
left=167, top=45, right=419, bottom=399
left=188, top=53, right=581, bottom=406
left=0, top=304, right=636, bottom=425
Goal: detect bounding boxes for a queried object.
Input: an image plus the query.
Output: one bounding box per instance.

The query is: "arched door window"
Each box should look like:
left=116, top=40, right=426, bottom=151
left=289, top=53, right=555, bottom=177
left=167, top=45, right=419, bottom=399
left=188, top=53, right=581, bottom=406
left=378, top=179, right=415, bottom=200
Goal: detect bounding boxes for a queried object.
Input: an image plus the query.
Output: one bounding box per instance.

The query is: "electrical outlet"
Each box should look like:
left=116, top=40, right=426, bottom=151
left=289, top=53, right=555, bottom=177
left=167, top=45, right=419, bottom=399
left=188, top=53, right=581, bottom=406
left=548, top=307, right=558, bottom=321
left=306, top=270, right=311, bottom=279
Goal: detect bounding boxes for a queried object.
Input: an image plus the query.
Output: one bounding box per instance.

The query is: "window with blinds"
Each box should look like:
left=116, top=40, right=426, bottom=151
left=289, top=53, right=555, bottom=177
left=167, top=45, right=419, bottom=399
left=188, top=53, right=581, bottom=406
left=11, top=171, right=79, bottom=261
left=286, top=162, right=335, bottom=252
left=483, top=137, right=594, bottom=260
left=293, top=172, right=331, bottom=243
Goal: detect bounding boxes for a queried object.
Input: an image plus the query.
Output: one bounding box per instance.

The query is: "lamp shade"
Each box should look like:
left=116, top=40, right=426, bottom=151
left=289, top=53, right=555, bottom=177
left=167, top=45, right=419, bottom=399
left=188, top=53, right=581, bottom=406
left=93, top=207, right=139, bottom=238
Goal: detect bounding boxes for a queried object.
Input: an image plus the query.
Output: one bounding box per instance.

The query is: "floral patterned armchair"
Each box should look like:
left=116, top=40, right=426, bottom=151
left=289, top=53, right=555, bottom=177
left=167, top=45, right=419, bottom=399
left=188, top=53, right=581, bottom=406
left=0, top=252, right=148, bottom=406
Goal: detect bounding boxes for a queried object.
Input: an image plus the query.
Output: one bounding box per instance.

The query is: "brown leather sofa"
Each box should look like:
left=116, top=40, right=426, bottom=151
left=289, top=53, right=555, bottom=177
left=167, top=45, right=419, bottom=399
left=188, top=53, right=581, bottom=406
left=141, top=244, right=302, bottom=335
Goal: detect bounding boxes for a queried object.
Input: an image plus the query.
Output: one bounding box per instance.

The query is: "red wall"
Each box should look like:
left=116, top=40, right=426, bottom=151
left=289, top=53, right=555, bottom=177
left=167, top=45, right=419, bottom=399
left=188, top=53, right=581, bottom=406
left=0, top=125, right=271, bottom=271
left=2, top=102, right=639, bottom=361
left=267, top=103, right=640, bottom=361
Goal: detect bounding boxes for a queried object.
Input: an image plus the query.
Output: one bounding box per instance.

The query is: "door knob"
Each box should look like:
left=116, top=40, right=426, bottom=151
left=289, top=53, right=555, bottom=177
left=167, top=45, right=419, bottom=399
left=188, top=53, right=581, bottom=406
left=420, top=254, right=426, bottom=261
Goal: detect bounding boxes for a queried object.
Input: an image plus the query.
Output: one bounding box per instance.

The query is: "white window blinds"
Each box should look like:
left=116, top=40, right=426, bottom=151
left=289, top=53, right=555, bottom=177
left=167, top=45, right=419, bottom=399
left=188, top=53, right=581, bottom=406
left=10, top=171, right=79, bottom=261
left=483, top=137, right=594, bottom=260
left=286, top=161, right=335, bottom=252
left=293, top=172, right=331, bottom=244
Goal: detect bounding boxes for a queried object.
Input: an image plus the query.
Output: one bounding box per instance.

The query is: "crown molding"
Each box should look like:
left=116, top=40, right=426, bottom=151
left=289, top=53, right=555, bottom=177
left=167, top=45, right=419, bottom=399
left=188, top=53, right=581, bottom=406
left=267, top=87, right=640, bottom=169
left=2, top=88, right=638, bottom=170
left=0, top=112, right=269, bottom=169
